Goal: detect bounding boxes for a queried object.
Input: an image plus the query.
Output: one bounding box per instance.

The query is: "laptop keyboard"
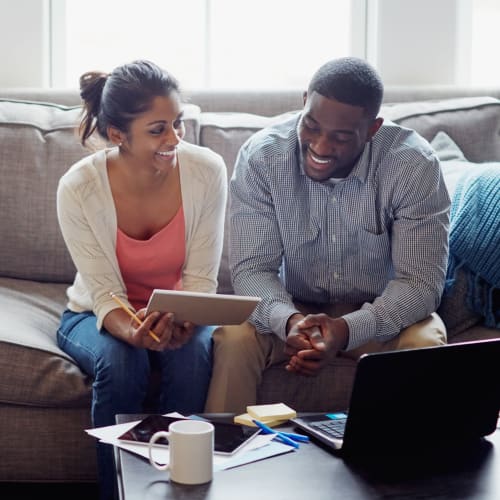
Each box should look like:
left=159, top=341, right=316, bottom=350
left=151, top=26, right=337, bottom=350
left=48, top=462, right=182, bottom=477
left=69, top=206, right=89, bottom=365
left=310, top=418, right=347, bottom=439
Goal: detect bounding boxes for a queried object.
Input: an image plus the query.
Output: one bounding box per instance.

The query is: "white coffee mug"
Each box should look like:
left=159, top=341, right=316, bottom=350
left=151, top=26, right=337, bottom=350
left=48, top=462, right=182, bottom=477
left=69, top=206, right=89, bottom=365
left=148, top=419, right=214, bottom=485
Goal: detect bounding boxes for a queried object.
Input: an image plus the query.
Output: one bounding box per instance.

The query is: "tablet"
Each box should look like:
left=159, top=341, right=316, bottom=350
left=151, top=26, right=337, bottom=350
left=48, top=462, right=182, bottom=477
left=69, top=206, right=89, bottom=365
left=145, top=289, right=261, bottom=326
left=117, top=414, right=261, bottom=456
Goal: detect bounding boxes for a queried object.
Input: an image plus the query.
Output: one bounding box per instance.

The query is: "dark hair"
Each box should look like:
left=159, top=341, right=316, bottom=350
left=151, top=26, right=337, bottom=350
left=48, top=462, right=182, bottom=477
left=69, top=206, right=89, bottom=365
left=78, top=60, right=180, bottom=146
left=308, top=57, right=384, bottom=119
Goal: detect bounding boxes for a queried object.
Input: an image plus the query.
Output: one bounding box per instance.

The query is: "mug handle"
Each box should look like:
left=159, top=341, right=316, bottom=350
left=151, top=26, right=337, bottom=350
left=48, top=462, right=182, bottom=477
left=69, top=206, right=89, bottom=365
left=148, top=430, right=170, bottom=471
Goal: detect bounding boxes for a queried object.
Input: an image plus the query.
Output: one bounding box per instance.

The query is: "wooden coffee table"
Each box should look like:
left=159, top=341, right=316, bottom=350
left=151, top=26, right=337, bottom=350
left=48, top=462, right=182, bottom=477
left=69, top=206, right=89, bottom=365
left=115, top=414, right=500, bottom=500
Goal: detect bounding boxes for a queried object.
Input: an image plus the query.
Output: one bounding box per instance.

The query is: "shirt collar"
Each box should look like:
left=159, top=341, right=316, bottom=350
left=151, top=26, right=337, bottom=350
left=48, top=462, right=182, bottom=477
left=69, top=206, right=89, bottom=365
left=347, top=142, right=371, bottom=184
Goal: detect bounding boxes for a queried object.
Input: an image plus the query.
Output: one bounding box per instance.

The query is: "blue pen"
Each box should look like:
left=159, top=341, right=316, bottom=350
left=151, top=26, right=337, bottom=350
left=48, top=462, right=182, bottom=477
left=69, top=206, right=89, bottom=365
left=273, top=430, right=309, bottom=443
left=252, top=419, right=304, bottom=448
left=251, top=419, right=309, bottom=441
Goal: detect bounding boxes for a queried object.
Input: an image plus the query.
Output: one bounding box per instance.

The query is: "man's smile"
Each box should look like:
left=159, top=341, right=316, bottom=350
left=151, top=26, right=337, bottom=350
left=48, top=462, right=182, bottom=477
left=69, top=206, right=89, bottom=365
left=308, top=149, right=332, bottom=165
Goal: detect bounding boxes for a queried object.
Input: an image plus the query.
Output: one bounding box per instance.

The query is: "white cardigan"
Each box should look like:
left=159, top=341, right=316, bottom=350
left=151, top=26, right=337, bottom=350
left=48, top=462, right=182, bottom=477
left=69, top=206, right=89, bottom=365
left=57, top=141, right=227, bottom=330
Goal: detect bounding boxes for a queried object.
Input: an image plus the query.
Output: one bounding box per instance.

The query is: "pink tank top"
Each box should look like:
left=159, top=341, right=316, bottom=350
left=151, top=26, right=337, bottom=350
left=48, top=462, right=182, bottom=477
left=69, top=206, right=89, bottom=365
left=116, top=206, right=186, bottom=311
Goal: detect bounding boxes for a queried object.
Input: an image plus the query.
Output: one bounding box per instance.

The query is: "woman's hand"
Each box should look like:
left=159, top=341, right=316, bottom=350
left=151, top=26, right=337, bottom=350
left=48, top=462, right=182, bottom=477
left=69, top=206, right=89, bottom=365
left=128, top=308, right=175, bottom=351
left=166, top=321, right=196, bottom=349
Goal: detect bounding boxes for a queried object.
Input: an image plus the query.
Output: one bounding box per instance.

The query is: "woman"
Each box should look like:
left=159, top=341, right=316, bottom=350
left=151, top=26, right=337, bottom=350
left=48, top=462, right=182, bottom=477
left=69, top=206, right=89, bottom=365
left=56, top=60, right=227, bottom=499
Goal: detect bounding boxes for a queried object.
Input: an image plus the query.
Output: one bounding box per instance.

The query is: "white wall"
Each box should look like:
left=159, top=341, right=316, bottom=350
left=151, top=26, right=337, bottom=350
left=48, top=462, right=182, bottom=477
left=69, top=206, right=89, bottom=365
left=0, top=0, right=50, bottom=86
left=0, top=0, right=474, bottom=88
left=369, top=0, right=471, bottom=85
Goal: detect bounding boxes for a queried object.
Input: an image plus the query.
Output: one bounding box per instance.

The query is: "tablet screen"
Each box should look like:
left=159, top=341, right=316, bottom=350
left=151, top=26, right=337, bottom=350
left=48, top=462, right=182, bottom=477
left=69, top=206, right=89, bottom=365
left=118, top=414, right=260, bottom=455
left=145, top=289, right=261, bottom=325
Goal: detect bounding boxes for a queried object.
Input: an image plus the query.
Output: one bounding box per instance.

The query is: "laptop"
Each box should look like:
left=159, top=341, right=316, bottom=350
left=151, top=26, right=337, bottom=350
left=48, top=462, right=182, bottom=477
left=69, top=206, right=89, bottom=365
left=292, top=338, right=500, bottom=458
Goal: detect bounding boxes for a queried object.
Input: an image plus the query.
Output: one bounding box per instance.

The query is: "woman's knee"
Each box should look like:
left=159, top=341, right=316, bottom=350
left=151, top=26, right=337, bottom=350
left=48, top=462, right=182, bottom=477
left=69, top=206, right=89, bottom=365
left=166, top=326, right=213, bottom=367
left=97, top=341, right=150, bottom=387
left=187, top=325, right=214, bottom=352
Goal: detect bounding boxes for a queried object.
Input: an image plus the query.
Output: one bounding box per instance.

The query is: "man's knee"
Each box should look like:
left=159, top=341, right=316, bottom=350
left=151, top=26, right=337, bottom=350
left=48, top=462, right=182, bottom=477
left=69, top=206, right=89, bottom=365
left=344, top=313, right=447, bottom=360
left=394, top=312, right=447, bottom=350
left=212, top=322, right=260, bottom=359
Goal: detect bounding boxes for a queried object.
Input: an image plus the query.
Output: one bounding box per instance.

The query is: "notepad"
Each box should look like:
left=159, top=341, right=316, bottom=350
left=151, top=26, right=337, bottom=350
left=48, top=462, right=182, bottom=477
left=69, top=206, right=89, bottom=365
left=246, top=403, right=297, bottom=421
left=233, top=403, right=297, bottom=427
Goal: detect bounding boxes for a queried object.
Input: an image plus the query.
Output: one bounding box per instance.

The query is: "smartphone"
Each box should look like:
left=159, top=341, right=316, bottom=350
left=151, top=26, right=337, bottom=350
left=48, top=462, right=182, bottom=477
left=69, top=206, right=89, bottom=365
left=118, top=414, right=261, bottom=455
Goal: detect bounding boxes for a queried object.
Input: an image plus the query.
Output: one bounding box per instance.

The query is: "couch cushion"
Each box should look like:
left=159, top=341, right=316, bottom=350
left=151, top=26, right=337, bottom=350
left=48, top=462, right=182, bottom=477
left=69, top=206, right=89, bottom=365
left=0, top=405, right=96, bottom=481
left=0, top=101, right=84, bottom=282
left=0, top=99, right=201, bottom=283
left=200, top=111, right=296, bottom=293
left=381, top=96, right=500, bottom=163
left=0, top=342, right=92, bottom=407
left=0, top=277, right=92, bottom=407
left=0, top=276, right=70, bottom=357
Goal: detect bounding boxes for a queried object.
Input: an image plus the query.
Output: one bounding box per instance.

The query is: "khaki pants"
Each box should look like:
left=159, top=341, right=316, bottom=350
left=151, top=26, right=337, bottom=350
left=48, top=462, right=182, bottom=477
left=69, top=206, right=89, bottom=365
left=204, top=305, right=446, bottom=413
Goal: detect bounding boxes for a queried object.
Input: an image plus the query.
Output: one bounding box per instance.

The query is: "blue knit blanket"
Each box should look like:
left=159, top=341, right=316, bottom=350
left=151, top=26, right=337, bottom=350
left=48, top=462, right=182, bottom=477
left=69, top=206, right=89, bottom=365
left=445, top=163, right=500, bottom=327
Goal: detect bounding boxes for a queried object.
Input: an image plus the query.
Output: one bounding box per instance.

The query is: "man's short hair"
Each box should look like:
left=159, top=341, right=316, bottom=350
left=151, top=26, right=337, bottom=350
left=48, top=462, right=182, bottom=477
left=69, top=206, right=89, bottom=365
left=308, top=57, right=384, bottom=118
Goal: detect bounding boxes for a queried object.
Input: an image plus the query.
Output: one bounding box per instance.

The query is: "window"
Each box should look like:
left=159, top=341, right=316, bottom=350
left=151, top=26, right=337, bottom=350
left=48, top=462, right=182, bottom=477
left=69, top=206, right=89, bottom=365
left=53, top=0, right=357, bottom=89
left=469, top=0, right=500, bottom=85
left=43, top=0, right=500, bottom=89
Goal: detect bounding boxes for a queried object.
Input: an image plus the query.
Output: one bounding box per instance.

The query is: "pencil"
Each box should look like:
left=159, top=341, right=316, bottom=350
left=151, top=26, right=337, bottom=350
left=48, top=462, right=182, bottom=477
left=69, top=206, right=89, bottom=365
left=109, top=292, right=161, bottom=343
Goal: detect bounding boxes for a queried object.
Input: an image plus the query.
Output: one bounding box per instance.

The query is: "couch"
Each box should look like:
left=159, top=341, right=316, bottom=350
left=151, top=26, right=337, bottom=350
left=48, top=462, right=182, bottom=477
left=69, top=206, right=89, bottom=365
left=0, top=86, right=499, bottom=484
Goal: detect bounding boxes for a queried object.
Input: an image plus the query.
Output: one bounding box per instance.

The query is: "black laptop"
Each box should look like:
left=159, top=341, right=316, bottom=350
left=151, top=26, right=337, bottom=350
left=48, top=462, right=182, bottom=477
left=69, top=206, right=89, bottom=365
left=292, top=339, right=500, bottom=457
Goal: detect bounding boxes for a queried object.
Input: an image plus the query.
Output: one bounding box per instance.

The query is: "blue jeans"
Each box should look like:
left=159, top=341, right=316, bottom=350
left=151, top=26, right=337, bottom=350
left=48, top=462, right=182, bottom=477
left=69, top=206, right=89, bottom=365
left=57, top=309, right=214, bottom=500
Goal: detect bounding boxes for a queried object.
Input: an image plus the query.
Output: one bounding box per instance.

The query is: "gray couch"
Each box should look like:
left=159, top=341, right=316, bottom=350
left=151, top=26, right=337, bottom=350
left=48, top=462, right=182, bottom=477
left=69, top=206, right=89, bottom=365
left=0, top=87, right=499, bottom=484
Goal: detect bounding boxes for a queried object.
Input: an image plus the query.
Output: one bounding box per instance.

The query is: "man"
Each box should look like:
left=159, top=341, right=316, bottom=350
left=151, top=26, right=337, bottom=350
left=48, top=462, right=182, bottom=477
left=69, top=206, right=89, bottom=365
left=205, top=57, right=450, bottom=413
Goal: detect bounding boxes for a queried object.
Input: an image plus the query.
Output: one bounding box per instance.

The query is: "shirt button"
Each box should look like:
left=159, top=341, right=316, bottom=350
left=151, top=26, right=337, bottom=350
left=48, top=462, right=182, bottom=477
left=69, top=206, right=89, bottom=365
left=331, top=234, right=336, bottom=243
left=331, top=196, right=337, bottom=203
left=334, top=272, right=339, bottom=279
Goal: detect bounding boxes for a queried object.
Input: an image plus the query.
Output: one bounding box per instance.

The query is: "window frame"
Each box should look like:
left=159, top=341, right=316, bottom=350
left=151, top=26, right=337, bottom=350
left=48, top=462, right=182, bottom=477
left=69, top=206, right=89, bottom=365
left=48, top=0, right=368, bottom=89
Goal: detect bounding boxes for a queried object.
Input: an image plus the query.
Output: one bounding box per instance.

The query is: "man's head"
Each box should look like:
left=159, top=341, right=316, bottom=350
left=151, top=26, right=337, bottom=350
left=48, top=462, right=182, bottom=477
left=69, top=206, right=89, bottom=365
left=297, top=57, right=384, bottom=181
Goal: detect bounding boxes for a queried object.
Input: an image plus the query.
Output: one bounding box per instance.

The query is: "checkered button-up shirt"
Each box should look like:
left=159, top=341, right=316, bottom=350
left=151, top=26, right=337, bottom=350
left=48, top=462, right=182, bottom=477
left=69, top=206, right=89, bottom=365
left=229, top=113, right=450, bottom=349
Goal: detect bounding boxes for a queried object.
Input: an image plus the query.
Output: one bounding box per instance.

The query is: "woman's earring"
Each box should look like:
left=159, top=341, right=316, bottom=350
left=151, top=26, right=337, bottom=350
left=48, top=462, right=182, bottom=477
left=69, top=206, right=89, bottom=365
left=118, top=142, right=123, bottom=147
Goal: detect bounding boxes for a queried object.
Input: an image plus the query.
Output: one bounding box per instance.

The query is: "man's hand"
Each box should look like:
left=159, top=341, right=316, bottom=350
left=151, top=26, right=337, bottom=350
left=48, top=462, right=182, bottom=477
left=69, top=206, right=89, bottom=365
left=284, top=313, right=349, bottom=376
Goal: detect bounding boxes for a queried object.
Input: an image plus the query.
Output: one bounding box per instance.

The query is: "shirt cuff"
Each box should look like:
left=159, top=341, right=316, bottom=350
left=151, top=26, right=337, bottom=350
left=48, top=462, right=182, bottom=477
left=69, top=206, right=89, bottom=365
left=269, top=302, right=301, bottom=341
left=342, top=308, right=377, bottom=350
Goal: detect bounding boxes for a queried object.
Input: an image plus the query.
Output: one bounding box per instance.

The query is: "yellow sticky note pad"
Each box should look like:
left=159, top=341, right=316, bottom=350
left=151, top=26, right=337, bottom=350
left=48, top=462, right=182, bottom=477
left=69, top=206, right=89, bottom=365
left=246, top=403, right=297, bottom=421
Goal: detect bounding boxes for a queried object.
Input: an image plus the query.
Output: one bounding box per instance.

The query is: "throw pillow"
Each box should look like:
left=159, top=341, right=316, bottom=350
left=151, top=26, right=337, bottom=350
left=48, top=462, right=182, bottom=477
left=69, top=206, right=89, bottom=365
left=431, top=131, right=500, bottom=334
left=430, top=131, right=470, bottom=198
left=446, top=163, right=500, bottom=329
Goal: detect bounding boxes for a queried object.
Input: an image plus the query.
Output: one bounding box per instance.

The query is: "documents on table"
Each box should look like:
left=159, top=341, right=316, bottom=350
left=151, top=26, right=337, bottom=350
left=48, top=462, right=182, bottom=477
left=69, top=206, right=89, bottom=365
left=85, top=412, right=295, bottom=471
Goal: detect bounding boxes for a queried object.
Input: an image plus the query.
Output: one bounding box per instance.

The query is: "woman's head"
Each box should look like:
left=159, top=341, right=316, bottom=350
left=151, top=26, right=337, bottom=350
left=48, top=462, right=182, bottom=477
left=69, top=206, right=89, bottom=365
left=78, top=60, right=180, bottom=146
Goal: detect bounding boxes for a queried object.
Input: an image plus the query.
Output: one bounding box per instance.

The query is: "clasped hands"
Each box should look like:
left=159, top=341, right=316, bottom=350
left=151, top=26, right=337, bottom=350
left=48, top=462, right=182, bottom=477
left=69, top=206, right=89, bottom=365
left=284, top=313, right=349, bottom=376
left=129, top=309, right=195, bottom=351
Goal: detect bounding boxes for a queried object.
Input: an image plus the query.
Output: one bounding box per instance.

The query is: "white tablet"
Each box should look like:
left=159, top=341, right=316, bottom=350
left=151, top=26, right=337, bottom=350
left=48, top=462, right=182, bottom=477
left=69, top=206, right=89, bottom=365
left=145, top=289, right=261, bottom=326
